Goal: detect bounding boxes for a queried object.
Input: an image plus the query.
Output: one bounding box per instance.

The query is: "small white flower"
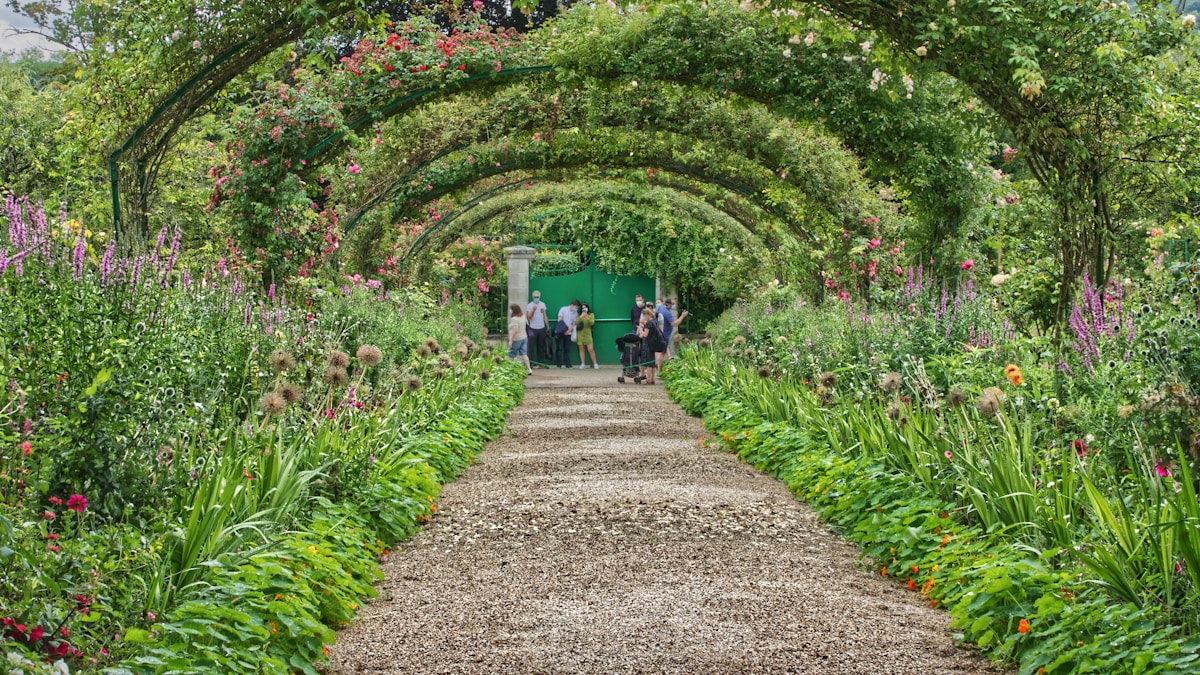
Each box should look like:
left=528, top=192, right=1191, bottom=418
left=804, top=32, right=816, bottom=46
left=929, top=22, right=938, bottom=31
left=860, top=40, right=871, bottom=53
left=789, top=34, right=802, bottom=44
left=192, top=39, right=202, bottom=49
left=170, top=30, right=181, bottom=41
left=1184, top=14, right=1196, bottom=28
left=915, top=45, right=928, bottom=57
left=630, top=80, right=637, bottom=87
left=782, top=48, right=792, bottom=58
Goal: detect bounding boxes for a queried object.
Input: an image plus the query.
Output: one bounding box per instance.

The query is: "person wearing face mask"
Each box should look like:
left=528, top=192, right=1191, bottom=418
left=575, top=302, right=598, bottom=369
left=630, top=294, right=646, bottom=329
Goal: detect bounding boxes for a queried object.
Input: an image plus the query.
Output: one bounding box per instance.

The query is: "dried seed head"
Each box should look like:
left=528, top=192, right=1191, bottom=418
left=493, top=356, right=504, bottom=364
left=424, top=338, right=442, bottom=354
left=433, top=367, right=446, bottom=379
left=277, top=382, right=302, bottom=404
left=976, top=392, right=1000, bottom=418
left=356, top=345, right=383, bottom=367
left=269, top=350, right=295, bottom=373
left=455, top=345, right=469, bottom=359
left=757, top=366, right=771, bottom=378
left=886, top=404, right=901, bottom=420
left=322, top=366, right=349, bottom=387
left=881, top=372, right=903, bottom=393
left=819, top=371, right=838, bottom=389
left=259, top=392, right=287, bottom=416
left=439, top=353, right=454, bottom=367
left=743, top=348, right=756, bottom=358
left=732, top=335, right=746, bottom=346
left=416, top=345, right=432, bottom=358
left=699, top=338, right=711, bottom=348
left=946, top=390, right=969, bottom=408
left=406, top=376, right=423, bottom=392
left=327, top=350, right=350, bottom=369
left=479, top=370, right=491, bottom=380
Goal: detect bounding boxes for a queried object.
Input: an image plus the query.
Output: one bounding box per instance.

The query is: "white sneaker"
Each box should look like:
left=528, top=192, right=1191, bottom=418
left=578, top=364, right=586, bottom=369
left=593, top=364, right=599, bottom=369
left=526, top=369, right=533, bottom=376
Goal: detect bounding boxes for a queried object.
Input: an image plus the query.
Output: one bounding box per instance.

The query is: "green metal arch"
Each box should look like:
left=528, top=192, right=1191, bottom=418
left=390, top=174, right=786, bottom=275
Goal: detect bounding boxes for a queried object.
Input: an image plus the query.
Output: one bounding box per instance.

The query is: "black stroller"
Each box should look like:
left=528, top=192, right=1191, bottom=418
left=615, top=333, right=644, bottom=384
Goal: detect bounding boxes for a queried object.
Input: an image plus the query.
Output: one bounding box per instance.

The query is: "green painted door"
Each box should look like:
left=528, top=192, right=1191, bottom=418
left=531, top=263, right=654, bottom=365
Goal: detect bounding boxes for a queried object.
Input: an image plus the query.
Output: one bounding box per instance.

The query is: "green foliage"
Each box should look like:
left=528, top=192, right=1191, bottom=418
left=664, top=349, right=1200, bottom=672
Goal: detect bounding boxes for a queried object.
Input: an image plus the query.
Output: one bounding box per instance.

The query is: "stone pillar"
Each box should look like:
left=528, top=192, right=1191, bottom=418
left=504, top=245, right=536, bottom=317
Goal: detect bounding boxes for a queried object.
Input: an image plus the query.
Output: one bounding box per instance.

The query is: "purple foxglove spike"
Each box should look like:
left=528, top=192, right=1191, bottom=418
left=72, top=228, right=85, bottom=281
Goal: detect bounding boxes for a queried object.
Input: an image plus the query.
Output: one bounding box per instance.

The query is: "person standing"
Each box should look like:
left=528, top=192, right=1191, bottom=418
left=575, top=302, right=598, bottom=369
left=554, top=299, right=580, bottom=368
left=526, top=290, right=551, bottom=368
left=637, top=308, right=665, bottom=384
left=630, top=294, right=647, bottom=329
left=657, top=298, right=689, bottom=361
left=507, top=304, right=532, bottom=376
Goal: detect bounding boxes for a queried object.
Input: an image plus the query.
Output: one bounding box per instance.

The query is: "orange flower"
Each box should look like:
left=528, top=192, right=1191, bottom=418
left=1018, top=618, right=1030, bottom=634
left=942, top=534, right=950, bottom=545
left=911, top=565, right=919, bottom=574
left=1004, top=364, right=1024, bottom=386
left=907, top=579, right=916, bottom=591
left=880, top=567, right=888, bottom=576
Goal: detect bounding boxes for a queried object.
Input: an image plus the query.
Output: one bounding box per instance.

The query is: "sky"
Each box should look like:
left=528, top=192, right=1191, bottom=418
left=0, top=5, right=60, bottom=55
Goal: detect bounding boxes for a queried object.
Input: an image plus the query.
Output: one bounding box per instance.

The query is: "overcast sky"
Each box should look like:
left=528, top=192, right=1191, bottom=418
left=0, top=5, right=59, bottom=54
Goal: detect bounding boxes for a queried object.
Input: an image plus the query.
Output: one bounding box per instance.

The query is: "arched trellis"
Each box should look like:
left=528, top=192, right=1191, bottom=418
left=340, top=128, right=838, bottom=272
left=384, top=177, right=787, bottom=292
left=246, top=76, right=880, bottom=265
left=390, top=175, right=781, bottom=273
left=111, top=2, right=987, bottom=252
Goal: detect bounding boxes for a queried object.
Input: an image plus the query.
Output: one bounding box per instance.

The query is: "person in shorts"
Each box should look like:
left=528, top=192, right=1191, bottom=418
left=507, top=303, right=532, bottom=375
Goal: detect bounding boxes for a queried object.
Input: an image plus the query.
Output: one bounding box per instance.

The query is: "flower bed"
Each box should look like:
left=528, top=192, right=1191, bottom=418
left=0, top=198, right=524, bottom=673
left=663, top=351, right=1200, bottom=674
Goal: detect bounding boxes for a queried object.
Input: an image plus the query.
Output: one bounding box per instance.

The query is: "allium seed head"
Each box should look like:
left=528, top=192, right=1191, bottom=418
left=493, top=356, right=504, bottom=364
left=434, top=367, right=446, bottom=379
left=424, top=338, right=442, bottom=354
left=819, top=371, right=838, bottom=389
left=327, top=350, right=350, bottom=368
left=416, top=345, right=432, bottom=358
left=406, top=376, right=423, bottom=392
left=455, top=345, right=469, bottom=359
left=259, top=392, right=287, bottom=416
left=976, top=392, right=1001, bottom=418
left=733, top=335, right=746, bottom=346
left=881, top=372, right=903, bottom=393
left=439, top=353, right=454, bottom=367
left=479, top=370, right=491, bottom=380
left=357, top=345, right=383, bottom=367
left=757, top=366, right=771, bottom=378
left=269, top=350, right=295, bottom=373
left=322, top=366, right=349, bottom=387
left=277, top=382, right=302, bottom=404
left=946, top=390, right=969, bottom=408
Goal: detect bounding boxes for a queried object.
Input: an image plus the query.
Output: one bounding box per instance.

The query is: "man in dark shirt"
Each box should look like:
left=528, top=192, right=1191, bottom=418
left=630, top=294, right=647, bottom=329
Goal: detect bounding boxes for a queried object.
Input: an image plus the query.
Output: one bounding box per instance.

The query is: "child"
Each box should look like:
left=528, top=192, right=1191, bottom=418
left=507, top=303, right=532, bottom=376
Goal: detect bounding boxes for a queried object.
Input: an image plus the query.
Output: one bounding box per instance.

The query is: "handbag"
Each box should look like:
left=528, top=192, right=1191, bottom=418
left=554, top=319, right=569, bottom=336
left=570, top=331, right=578, bottom=343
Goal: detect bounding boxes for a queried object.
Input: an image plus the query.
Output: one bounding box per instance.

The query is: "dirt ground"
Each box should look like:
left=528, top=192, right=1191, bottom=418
left=328, top=368, right=1009, bottom=674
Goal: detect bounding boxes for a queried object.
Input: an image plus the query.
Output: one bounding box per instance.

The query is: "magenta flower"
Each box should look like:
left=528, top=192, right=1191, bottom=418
left=66, top=494, right=87, bottom=513
left=1072, top=440, right=1088, bottom=457
left=960, top=260, right=974, bottom=271
left=944, top=451, right=953, bottom=460
left=1155, top=463, right=1171, bottom=478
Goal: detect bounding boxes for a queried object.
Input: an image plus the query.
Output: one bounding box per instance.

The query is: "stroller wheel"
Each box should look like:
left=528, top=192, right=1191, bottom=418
left=617, top=376, right=625, bottom=384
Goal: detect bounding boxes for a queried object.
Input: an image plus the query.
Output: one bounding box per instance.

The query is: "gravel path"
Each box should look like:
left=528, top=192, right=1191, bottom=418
left=329, top=368, right=1007, bottom=674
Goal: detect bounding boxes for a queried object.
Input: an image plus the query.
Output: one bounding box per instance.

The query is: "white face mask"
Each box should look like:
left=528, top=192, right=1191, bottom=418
left=636, top=301, right=644, bottom=307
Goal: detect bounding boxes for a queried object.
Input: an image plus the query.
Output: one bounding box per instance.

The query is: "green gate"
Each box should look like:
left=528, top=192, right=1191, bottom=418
left=530, top=257, right=654, bottom=365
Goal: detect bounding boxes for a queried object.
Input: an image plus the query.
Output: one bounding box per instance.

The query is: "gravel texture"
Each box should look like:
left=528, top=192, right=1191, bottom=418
left=329, top=368, right=1008, bottom=674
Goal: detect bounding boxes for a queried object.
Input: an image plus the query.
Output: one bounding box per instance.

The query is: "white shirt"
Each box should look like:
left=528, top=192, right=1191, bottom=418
left=558, top=306, right=579, bottom=334
left=526, top=300, right=548, bottom=329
